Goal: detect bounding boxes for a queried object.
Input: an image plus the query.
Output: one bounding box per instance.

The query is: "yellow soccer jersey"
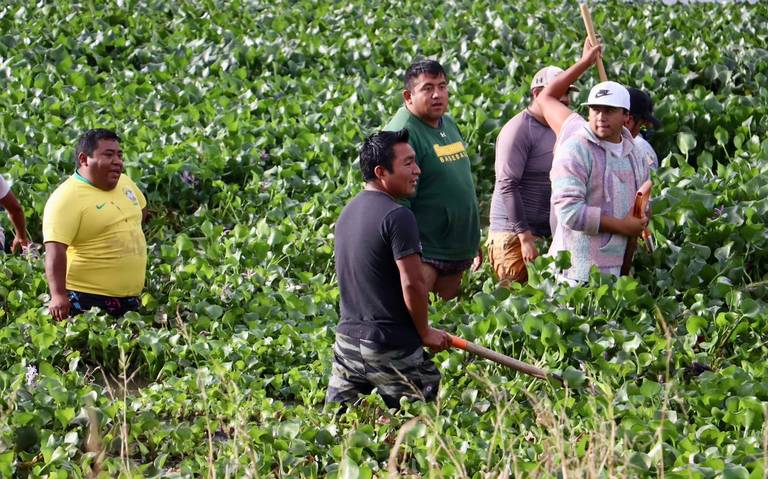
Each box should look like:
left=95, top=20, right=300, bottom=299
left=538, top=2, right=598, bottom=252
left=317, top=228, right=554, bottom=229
left=43, top=173, right=147, bottom=297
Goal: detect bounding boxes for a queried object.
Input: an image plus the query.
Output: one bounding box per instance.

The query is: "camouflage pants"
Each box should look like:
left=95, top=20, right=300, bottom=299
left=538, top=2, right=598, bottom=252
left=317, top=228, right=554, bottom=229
left=326, top=333, right=441, bottom=409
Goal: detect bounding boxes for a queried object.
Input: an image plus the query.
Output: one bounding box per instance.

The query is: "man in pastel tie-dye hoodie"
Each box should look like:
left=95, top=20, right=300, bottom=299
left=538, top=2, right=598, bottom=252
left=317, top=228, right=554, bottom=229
left=534, top=41, right=650, bottom=283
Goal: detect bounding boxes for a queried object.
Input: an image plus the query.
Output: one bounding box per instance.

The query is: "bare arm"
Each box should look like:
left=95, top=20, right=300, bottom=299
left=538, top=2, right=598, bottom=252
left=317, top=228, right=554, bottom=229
left=395, top=254, right=450, bottom=352
left=600, top=214, right=648, bottom=237
left=536, top=40, right=602, bottom=137
left=45, top=241, right=70, bottom=320
left=0, top=191, right=29, bottom=252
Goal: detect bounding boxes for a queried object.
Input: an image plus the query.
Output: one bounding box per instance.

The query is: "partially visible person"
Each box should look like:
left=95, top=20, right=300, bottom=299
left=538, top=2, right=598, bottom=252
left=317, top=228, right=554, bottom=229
left=43, top=129, right=147, bottom=320
left=384, top=59, right=481, bottom=300
left=535, top=41, right=650, bottom=283
left=0, top=174, right=30, bottom=253
left=626, top=88, right=661, bottom=170
left=326, top=129, right=451, bottom=409
left=487, top=66, right=578, bottom=284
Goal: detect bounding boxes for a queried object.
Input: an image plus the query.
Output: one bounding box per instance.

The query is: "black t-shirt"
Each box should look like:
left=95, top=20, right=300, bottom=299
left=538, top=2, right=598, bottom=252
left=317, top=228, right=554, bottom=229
left=335, top=190, right=422, bottom=349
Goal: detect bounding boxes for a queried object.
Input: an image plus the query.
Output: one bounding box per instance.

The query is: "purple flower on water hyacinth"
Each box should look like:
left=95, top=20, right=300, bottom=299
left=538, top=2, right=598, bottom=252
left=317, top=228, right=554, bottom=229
left=712, top=205, right=725, bottom=219
left=25, top=365, right=38, bottom=387
left=261, top=150, right=269, bottom=162
left=220, top=284, right=234, bottom=302
left=22, top=242, right=42, bottom=260
left=181, top=170, right=199, bottom=187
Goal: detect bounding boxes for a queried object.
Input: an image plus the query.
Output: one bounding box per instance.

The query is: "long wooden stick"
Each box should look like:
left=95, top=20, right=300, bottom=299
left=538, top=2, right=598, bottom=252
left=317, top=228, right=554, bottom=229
left=579, top=3, right=608, bottom=82
left=450, top=335, right=563, bottom=383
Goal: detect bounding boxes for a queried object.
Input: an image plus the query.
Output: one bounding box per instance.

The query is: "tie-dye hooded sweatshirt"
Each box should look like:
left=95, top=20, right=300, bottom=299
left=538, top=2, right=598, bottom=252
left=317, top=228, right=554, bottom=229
left=548, top=113, right=650, bottom=282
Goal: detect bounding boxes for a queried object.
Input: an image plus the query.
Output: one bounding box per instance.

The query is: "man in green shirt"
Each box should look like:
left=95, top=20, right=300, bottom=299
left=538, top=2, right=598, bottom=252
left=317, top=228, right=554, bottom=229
left=384, top=60, right=481, bottom=300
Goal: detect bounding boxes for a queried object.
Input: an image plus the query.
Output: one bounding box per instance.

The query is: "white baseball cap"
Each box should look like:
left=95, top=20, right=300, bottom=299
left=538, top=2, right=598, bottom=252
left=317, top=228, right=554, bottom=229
left=530, top=66, right=579, bottom=92
left=531, top=66, right=563, bottom=89
left=584, top=81, right=630, bottom=110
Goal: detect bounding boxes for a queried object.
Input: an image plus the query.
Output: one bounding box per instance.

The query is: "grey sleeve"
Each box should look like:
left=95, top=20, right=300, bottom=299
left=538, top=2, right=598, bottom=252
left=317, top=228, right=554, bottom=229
left=495, top=118, right=531, bottom=234
left=383, top=207, right=422, bottom=260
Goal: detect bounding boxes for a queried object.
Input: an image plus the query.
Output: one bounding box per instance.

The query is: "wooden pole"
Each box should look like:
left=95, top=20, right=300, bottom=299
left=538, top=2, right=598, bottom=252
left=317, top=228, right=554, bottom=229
left=450, top=335, right=563, bottom=383
left=579, top=3, right=608, bottom=82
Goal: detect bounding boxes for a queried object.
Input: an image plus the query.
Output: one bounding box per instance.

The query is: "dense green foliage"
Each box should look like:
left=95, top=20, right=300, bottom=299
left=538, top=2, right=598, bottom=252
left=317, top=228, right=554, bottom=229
left=1, top=0, right=768, bottom=477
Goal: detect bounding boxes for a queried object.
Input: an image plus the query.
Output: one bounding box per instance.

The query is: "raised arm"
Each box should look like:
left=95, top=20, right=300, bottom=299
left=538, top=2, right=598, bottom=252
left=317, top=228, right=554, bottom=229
left=536, top=40, right=603, bottom=136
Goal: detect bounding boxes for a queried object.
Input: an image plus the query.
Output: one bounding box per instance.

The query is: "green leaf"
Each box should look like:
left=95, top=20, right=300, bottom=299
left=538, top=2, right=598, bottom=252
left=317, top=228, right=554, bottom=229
left=676, top=132, right=697, bottom=155
left=629, top=452, right=651, bottom=471
left=562, top=367, right=585, bottom=388
left=461, top=389, right=478, bottom=406
left=722, top=465, right=749, bottom=479
left=55, top=407, right=75, bottom=428
left=685, top=315, right=708, bottom=334
left=338, top=455, right=359, bottom=479
left=277, top=421, right=300, bottom=439
left=0, top=451, right=14, bottom=477
left=639, top=380, right=662, bottom=398
left=175, top=234, right=193, bottom=254
left=714, top=125, right=729, bottom=146
left=204, top=304, right=224, bottom=320
left=714, top=242, right=733, bottom=262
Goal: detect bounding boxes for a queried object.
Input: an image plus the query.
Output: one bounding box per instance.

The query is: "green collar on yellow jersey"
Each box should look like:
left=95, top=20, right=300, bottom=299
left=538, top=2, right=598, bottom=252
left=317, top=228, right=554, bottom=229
left=73, top=171, right=96, bottom=187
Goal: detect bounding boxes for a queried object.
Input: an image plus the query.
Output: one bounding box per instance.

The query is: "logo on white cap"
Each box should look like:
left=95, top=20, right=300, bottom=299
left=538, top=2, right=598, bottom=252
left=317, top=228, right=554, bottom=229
left=531, top=66, right=563, bottom=90
left=531, top=66, right=580, bottom=92
left=585, top=81, right=630, bottom=110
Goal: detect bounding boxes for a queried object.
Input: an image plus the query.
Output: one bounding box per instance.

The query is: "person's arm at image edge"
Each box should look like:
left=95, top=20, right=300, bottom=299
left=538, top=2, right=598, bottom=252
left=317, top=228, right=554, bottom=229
left=0, top=191, right=29, bottom=252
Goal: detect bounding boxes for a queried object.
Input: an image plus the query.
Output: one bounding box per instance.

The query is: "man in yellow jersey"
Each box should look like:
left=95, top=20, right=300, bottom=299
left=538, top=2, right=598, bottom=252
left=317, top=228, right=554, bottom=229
left=43, top=129, right=148, bottom=320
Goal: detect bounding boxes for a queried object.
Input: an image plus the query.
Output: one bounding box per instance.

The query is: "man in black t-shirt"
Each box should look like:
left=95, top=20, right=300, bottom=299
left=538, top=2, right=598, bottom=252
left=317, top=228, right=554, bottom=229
left=326, top=129, right=452, bottom=409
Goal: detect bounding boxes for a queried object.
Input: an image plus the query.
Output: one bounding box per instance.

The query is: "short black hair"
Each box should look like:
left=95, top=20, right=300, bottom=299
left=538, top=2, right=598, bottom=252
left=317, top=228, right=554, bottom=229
left=404, top=59, right=446, bottom=91
left=75, top=129, right=121, bottom=167
left=359, top=129, right=410, bottom=182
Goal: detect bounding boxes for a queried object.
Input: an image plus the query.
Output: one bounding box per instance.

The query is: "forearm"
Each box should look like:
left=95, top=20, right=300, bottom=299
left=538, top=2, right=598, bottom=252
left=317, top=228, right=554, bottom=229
left=537, top=56, right=595, bottom=128
left=6, top=206, right=27, bottom=241
left=599, top=215, right=629, bottom=236
left=545, top=57, right=594, bottom=100
left=1, top=193, right=27, bottom=240
left=402, top=282, right=430, bottom=337
left=45, top=250, right=68, bottom=296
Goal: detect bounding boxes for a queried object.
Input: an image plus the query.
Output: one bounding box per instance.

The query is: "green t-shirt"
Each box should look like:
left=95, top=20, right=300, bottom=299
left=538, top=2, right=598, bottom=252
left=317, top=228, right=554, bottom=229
left=384, top=106, right=480, bottom=261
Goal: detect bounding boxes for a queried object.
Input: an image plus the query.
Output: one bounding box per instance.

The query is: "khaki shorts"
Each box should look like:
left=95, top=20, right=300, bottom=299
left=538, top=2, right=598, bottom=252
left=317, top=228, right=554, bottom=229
left=486, top=231, right=528, bottom=284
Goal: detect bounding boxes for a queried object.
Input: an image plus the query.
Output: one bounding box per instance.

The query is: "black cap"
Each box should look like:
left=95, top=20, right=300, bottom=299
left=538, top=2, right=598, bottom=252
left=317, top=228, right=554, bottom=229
left=628, top=88, right=661, bottom=128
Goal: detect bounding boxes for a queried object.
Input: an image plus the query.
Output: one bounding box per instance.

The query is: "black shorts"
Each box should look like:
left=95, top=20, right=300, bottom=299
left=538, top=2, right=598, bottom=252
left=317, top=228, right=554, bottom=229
left=68, top=291, right=140, bottom=317
left=422, top=256, right=473, bottom=277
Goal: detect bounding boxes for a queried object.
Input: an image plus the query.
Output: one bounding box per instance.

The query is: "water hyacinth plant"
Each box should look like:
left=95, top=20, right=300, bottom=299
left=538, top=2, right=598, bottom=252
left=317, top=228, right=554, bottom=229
left=0, top=0, right=768, bottom=477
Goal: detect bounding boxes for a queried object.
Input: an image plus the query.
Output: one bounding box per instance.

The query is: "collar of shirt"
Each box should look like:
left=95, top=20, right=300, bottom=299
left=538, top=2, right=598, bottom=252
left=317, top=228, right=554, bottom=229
left=73, top=171, right=96, bottom=187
